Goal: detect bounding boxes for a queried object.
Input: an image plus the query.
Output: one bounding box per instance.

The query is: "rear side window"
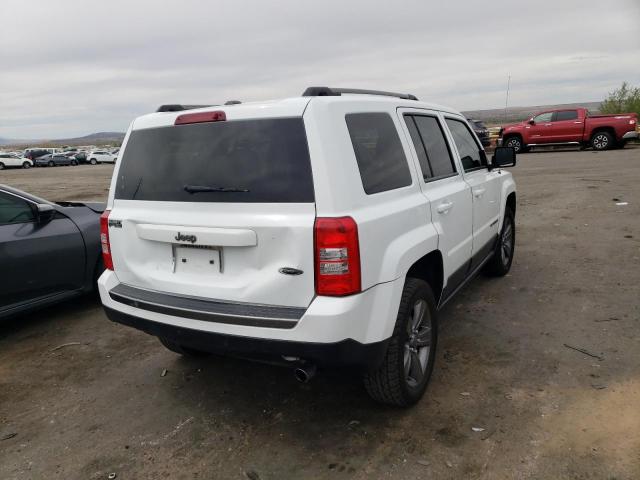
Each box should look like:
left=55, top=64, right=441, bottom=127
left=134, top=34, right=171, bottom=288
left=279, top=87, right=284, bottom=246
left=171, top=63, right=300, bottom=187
left=445, top=118, right=485, bottom=171
left=411, top=115, right=456, bottom=178
left=554, top=110, right=578, bottom=121
left=345, top=113, right=412, bottom=194
left=115, top=118, right=314, bottom=203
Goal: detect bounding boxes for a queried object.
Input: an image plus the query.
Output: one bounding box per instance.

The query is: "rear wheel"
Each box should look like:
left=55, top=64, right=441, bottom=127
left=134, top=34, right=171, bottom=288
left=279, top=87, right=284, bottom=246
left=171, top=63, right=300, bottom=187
left=0, top=162, right=4, bottom=170
left=483, top=207, right=515, bottom=277
left=22, top=161, right=31, bottom=169
left=48, top=160, right=55, bottom=167
left=591, top=131, right=613, bottom=151
left=159, top=337, right=211, bottom=357
left=71, top=160, right=78, bottom=166
left=364, top=278, right=438, bottom=407
left=504, top=136, right=525, bottom=153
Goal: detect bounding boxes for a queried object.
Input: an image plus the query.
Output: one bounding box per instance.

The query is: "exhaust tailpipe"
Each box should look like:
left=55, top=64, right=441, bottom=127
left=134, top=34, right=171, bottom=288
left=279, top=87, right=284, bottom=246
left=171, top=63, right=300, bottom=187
left=293, top=363, right=317, bottom=383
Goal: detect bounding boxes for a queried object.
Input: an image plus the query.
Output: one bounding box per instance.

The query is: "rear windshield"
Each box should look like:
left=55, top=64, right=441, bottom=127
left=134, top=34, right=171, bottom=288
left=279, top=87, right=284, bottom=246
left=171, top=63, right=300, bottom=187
left=115, top=117, right=314, bottom=203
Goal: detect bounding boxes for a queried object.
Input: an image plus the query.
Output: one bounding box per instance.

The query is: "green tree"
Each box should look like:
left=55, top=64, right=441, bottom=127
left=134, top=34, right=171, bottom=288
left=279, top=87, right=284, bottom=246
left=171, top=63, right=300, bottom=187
left=600, top=82, right=640, bottom=116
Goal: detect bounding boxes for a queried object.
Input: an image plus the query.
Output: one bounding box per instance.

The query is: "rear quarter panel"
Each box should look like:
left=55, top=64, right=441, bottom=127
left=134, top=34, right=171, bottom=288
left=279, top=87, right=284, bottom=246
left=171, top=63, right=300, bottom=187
left=304, top=99, right=440, bottom=290
left=584, top=114, right=637, bottom=140
left=59, top=206, right=103, bottom=290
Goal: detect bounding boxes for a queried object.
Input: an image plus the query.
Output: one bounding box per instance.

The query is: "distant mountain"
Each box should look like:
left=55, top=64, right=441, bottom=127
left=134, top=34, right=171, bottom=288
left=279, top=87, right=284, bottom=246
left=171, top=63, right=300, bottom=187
left=462, top=101, right=602, bottom=126
left=59, top=131, right=125, bottom=144
left=0, top=132, right=125, bottom=147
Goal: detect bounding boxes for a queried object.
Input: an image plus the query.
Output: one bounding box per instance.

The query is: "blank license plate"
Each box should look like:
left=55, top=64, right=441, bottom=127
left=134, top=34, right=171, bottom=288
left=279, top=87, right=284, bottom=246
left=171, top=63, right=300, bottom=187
left=174, top=246, right=222, bottom=274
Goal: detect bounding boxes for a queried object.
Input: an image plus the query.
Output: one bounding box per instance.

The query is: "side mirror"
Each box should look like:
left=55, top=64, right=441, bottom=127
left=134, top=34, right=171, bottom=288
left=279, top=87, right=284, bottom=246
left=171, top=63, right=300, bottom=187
left=36, top=204, right=56, bottom=224
left=528, top=119, right=535, bottom=125
left=491, top=147, right=516, bottom=168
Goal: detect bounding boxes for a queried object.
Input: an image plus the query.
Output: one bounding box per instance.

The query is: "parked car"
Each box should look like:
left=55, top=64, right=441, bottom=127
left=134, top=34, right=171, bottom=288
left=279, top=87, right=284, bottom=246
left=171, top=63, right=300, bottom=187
left=23, top=148, right=54, bottom=161
left=0, top=153, right=32, bottom=170
left=99, top=87, right=517, bottom=407
left=87, top=150, right=116, bottom=164
left=73, top=151, right=88, bottom=163
left=35, top=153, right=77, bottom=167
left=0, top=185, right=105, bottom=319
left=467, top=118, right=491, bottom=147
left=499, top=107, right=638, bottom=152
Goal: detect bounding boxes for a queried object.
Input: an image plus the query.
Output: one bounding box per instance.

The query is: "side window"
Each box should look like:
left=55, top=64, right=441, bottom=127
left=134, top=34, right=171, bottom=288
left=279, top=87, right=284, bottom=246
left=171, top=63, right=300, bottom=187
left=0, top=192, right=36, bottom=225
left=533, top=112, right=553, bottom=123
left=554, top=110, right=578, bottom=121
left=444, top=118, right=485, bottom=171
left=404, top=116, right=432, bottom=179
left=413, top=116, right=456, bottom=178
left=345, top=112, right=412, bottom=194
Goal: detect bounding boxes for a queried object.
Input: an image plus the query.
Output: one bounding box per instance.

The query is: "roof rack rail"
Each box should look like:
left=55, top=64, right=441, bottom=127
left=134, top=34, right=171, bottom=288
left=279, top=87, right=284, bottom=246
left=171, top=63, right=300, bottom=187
left=302, top=86, right=418, bottom=101
left=156, top=104, right=214, bottom=112
left=224, top=100, right=242, bottom=105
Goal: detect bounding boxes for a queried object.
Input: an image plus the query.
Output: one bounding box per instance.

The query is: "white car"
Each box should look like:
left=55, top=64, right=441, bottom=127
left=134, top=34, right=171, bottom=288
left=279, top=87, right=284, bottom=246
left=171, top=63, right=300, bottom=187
left=0, top=153, right=33, bottom=169
left=87, top=150, right=116, bottom=165
left=99, top=87, right=517, bottom=406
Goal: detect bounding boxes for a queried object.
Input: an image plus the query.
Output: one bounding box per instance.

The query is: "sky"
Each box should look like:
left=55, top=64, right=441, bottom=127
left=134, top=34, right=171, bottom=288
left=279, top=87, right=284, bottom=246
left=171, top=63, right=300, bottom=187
left=1, top=0, right=639, bottom=139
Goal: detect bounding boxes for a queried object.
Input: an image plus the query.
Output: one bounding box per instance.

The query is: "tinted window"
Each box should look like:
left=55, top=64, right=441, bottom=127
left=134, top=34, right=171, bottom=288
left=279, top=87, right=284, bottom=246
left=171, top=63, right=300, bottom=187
left=413, top=116, right=456, bottom=178
left=445, top=118, right=485, bottom=171
left=405, top=116, right=431, bottom=179
left=115, top=118, right=314, bottom=203
left=533, top=112, right=553, bottom=123
left=0, top=192, right=36, bottom=225
left=345, top=113, right=412, bottom=194
left=555, top=110, right=578, bottom=121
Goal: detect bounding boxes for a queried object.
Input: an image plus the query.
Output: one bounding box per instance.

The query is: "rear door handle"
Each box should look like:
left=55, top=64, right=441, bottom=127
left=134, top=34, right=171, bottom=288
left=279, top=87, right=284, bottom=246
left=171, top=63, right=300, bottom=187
left=473, top=187, right=486, bottom=198
left=436, top=201, right=454, bottom=214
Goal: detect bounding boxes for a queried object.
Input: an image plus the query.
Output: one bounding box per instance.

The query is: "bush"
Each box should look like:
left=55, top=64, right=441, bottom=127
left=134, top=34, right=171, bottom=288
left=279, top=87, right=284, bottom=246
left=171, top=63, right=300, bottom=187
left=601, top=82, right=640, bottom=116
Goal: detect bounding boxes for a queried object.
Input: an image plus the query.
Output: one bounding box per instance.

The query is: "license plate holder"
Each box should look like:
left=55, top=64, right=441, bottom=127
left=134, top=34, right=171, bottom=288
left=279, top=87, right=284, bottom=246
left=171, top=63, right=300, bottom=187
left=173, top=245, right=223, bottom=274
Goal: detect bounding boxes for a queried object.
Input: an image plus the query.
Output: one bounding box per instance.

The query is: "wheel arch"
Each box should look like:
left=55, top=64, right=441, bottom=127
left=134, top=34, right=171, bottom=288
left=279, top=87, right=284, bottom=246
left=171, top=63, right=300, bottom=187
left=406, top=250, right=444, bottom=306
left=590, top=126, right=615, bottom=138
left=503, top=132, right=524, bottom=145
left=499, top=178, right=517, bottom=231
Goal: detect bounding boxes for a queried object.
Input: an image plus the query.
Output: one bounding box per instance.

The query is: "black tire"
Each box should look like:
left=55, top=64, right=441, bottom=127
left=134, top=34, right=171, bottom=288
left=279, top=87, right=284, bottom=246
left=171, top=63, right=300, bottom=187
left=0, top=162, right=4, bottom=170
left=363, top=278, right=438, bottom=407
left=90, top=158, right=97, bottom=165
left=71, top=160, right=78, bottom=166
left=158, top=337, right=211, bottom=357
left=48, top=160, right=55, bottom=167
left=22, top=161, right=31, bottom=169
left=483, top=207, right=515, bottom=277
left=591, top=131, right=613, bottom=151
left=504, top=136, right=525, bottom=153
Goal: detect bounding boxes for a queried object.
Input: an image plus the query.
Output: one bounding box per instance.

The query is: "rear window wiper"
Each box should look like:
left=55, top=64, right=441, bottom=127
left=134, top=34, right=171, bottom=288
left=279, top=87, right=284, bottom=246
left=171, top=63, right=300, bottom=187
left=184, top=184, right=250, bottom=194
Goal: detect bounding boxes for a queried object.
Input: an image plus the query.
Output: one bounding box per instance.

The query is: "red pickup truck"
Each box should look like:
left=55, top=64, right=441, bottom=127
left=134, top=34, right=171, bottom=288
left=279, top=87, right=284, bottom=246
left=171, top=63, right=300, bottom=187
left=499, top=107, right=638, bottom=152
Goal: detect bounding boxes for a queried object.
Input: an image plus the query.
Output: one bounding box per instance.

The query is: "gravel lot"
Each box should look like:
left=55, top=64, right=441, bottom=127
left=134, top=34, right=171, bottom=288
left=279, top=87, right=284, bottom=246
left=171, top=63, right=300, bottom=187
left=1, top=147, right=639, bottom=479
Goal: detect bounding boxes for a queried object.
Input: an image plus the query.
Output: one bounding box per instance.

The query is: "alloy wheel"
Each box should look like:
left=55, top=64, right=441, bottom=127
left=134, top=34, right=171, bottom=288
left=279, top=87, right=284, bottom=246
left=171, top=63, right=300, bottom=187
left=501, top=219, right=514, bottom=266
left=593, top=134, right=609, bottom=150
left=404, top=299, right=432, bottom=388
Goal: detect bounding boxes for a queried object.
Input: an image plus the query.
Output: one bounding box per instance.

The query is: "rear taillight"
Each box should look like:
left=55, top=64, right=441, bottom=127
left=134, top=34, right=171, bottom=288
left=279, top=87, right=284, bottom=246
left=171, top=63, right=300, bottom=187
left=314, top=217, right=361, bottom=296
left=100, top=210, right=113, bottom=270
left=174, top=110, right=226, bottom=125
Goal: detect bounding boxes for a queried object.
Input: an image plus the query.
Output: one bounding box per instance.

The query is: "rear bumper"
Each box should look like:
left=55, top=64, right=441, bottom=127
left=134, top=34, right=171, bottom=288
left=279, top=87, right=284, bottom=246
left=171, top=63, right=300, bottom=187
left=99, top=270, right=404, bottom=364
left=104, top=306, right=388, bottom=369
left=622, top=131, right=638, bottom=140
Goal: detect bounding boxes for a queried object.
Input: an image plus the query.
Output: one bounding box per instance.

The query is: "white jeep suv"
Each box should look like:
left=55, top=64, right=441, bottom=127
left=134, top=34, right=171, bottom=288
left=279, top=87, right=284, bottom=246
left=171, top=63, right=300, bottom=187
left=99, top=87, right=517, bottom=406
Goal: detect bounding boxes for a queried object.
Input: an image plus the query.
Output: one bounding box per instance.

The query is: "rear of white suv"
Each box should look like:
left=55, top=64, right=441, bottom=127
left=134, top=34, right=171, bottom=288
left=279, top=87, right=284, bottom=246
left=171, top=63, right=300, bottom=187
left=99, top=97, right=402, bottom=369
left=99, top=89, right=517, bottom=407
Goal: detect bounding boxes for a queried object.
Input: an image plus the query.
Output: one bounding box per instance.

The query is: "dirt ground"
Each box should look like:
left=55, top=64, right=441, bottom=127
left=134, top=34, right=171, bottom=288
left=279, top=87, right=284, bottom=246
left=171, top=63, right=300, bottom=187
left=1, top=147, right=639, bottom=480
